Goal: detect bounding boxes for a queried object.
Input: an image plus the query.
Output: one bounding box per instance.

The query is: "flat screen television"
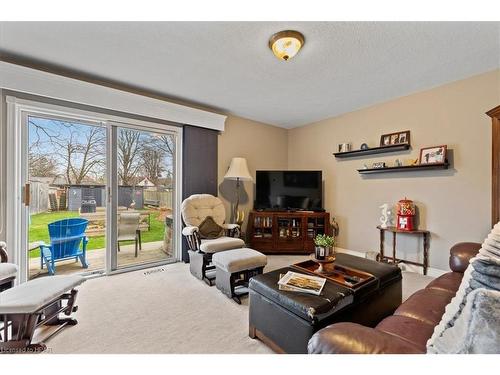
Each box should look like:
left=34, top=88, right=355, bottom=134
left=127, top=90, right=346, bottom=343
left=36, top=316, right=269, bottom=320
left=255, top=170, right=323, bottom=211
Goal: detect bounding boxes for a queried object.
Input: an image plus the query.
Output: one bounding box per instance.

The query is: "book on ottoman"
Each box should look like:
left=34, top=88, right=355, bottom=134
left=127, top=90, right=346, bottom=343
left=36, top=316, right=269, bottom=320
left=278, top=271, right=326, bottom=295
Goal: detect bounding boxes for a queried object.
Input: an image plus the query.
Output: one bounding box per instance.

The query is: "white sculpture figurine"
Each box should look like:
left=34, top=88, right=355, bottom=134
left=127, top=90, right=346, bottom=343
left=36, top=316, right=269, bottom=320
left=379, top=203, right=391, bottom=229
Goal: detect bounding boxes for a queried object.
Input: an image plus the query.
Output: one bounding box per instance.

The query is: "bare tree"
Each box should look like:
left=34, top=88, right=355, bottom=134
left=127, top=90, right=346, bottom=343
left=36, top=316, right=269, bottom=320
left=140, top=146, right=164, bottom=186
left=28, top=118, right=106, bottom=184
left=54, top=126, right=106, bottom=184
left=28, top=117, right=176, bottom=187
left=29, top=153, right=57, bottom=177
left=118, top=130, right=142, bottom=185
left=158, top=135, right=175, bottom=158
left=28, top=118, right=66, bottom=147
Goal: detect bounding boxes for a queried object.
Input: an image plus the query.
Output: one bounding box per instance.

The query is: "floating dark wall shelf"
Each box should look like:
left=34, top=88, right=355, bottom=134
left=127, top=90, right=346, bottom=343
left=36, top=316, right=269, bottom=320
left=334, top=143, right=411, bottom=158
left=358, top=162, right=449, bottom=174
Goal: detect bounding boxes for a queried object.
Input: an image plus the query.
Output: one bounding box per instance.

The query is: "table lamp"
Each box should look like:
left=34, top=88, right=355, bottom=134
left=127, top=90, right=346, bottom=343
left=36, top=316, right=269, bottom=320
left=224, top=157, right=253, bottom=222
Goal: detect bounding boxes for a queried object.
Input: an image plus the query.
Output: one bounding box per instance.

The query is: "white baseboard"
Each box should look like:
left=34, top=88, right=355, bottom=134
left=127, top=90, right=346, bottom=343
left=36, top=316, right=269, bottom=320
left=336, top=247, right=367, bottom=258
left=336, top=247, right=448, bottom=278
left=399, top=263, right=447, bottom=277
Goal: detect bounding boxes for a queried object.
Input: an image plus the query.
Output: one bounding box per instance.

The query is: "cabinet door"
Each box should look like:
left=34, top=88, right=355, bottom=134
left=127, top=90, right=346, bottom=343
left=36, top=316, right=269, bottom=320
left=304, top=214, right=330, bottom=252
left=248, top=213, right=274, bottom=251
left=276, top=217, right=301, bottom=240
left=250, top=214, right=274, bottom=242
left=276, top=216, right=304, bottom=251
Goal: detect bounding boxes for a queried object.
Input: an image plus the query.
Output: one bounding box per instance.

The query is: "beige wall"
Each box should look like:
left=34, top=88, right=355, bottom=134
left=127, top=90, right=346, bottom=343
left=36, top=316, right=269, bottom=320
left=218, top=115, right=288, bottom=233
left=287, top=70, right=500, bottom=271
left=217, top=71, right=499, bottom=271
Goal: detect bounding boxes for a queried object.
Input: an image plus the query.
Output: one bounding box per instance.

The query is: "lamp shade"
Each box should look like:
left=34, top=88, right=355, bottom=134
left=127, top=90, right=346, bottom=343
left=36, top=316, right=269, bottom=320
left=224, top=157, right=252, bottom=181
left=269, top=30, right=305, bottom=61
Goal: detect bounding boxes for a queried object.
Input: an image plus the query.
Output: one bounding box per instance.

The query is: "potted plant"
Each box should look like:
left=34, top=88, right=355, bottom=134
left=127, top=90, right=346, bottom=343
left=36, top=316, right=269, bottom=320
left=314, top=234, right=336, bottom=260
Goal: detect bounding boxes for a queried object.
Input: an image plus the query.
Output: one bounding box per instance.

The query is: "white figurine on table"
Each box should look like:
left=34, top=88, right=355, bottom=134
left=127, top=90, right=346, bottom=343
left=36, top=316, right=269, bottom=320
left=379, top=203, right=391, bottom=229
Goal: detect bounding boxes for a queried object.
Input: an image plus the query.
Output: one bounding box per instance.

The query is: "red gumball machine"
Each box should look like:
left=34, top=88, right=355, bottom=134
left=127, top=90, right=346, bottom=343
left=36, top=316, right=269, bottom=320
left=396, top=198, right=416, bottom=231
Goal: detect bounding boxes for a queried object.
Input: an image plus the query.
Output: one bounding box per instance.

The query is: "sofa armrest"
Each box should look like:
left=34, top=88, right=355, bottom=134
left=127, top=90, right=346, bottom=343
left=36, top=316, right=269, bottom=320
left=307, top=323, right=423, bottom=354
left=449, top=242, right=481, bottom=273
left=182, top=226, right=199, bottom=236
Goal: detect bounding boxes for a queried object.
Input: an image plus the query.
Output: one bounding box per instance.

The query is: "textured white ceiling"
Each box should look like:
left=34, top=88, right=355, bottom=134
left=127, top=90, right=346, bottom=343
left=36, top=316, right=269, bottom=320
left=0, top=22, right=499, bottom=128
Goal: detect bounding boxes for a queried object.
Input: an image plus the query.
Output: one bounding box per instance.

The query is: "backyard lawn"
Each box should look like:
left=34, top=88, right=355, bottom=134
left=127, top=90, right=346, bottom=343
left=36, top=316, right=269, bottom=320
left=29, top=210, right=165, bottom=258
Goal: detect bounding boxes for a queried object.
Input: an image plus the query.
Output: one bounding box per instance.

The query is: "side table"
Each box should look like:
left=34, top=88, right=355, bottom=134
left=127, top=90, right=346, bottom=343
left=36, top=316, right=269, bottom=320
left=377, top=226, right=430, bottom=275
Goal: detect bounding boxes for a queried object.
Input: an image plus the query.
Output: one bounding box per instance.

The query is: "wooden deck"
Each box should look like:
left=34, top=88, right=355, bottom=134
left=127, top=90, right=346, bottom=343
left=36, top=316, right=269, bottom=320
left=29, top=240, right=174, bottom=279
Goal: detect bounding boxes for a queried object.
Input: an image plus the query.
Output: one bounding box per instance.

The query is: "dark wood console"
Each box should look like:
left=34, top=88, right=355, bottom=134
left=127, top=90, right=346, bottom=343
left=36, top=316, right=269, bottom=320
left=248, top=211, right=331, bottom=254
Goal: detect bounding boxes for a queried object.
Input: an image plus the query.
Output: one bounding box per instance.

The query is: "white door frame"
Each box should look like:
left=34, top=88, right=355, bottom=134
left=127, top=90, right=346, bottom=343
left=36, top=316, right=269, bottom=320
left=6, top=96, right=25, bottom=282
left=107, top=120, right=182, bottom=274
left=5, top=96, right=183, bottom=282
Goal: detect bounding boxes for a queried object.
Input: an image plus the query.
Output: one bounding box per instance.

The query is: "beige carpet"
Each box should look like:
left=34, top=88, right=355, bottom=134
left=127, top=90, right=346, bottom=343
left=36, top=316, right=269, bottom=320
left=45, top=255, right=434, bottom=354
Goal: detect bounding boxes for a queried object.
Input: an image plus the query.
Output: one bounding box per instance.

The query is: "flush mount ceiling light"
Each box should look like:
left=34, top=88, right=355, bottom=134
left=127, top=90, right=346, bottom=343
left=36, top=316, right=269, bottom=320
left=269, top=30, right=305, bottom=61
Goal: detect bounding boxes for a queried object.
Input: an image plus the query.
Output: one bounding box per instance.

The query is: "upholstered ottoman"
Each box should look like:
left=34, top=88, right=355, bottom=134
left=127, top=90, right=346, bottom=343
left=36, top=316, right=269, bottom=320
left=0, top=275, right=85, bottom=353
left=213, top=248, right=267, bottom=304
left=248, top=254, right=402, bottom=353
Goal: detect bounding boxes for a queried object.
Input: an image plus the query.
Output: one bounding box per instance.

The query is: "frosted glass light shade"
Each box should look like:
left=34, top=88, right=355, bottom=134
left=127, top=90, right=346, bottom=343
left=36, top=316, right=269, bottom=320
left=269, top=30, right=305, bottom=61
left=224, top=157, right=252, bottom=181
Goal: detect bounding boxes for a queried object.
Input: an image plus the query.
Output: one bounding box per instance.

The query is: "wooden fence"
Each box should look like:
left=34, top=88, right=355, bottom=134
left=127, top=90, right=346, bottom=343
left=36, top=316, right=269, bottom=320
left=29, top=181, right=53, bottom=214
left=28, top=183, right=173, bottom=214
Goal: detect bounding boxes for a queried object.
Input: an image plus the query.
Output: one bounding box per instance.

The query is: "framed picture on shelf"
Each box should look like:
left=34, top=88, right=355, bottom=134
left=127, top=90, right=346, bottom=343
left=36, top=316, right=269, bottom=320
left=419, top=145, right=447, bottom=164
left=380, top=130, right=411, bottom=147
left=372, top=162, right=386, bottom=169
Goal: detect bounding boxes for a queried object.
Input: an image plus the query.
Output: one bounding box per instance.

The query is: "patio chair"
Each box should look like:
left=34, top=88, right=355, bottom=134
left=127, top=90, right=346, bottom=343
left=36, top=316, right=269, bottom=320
left=39, top=218, right=89, bottom=276
left=117, top=212, right=142, bottom=257
left=181, top=194, right=244, bottom=285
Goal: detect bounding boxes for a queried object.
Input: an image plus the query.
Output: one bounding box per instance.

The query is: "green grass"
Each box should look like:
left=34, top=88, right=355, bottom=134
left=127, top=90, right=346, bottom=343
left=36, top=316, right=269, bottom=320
left=29, top=210, right=165, bottom=258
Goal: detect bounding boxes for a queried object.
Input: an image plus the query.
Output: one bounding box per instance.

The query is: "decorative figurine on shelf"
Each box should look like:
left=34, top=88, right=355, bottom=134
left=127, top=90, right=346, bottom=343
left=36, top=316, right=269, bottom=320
left=372, top=162, right=386, bottom=169
left=338, top=143, right=352, bottom=153
left=397, top=197, right=416, bottom=231
left=379, top=203, right=392, bottom=229
left=360, top=143, right=369, bottom=150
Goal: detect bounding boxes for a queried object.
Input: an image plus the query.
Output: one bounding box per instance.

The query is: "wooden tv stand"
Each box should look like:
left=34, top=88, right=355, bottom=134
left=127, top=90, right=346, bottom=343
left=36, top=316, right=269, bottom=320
left=248, top=210, right=331, bottom=254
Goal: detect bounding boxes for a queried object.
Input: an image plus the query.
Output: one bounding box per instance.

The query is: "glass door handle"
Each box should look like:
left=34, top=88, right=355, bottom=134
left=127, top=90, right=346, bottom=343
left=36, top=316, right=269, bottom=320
left=22, top=183, right=31, bottom=207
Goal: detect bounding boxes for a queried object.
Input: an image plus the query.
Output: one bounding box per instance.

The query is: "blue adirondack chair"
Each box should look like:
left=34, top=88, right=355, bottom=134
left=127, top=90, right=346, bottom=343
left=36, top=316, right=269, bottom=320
left=39, top=218, right=89, bottom=275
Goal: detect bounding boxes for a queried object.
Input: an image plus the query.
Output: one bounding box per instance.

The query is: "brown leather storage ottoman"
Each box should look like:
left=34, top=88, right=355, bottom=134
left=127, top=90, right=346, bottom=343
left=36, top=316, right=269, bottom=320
left=248, top=254, right=402, bottom=353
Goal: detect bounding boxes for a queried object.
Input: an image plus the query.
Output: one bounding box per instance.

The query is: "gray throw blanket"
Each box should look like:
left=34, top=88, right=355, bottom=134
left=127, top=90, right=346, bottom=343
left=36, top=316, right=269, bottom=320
left=428, top=289, right=500, bottom=354
left=470, top=271, right=500, bottom=291
left=473, top=258, right=500, bottom=278
left=427, top=223, right=500, bottom=354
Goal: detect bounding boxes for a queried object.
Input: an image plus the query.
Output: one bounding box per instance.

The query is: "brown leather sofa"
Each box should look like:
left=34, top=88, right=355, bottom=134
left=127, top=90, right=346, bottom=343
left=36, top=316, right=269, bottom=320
left=308, top=242, right=481, bottom=354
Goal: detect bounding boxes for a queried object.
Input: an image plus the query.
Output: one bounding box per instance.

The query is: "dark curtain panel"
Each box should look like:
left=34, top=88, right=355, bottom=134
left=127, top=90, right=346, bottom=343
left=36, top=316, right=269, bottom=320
left=181, top=125, right=219, bottom=262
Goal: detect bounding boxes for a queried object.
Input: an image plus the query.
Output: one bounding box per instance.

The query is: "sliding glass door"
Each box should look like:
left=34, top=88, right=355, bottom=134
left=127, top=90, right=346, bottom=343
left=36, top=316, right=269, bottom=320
left=25, top=114, right=108, bottom=279
left=111, top=124, right=178, bottom=270
left=9, top=98, right=181, bottom=282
